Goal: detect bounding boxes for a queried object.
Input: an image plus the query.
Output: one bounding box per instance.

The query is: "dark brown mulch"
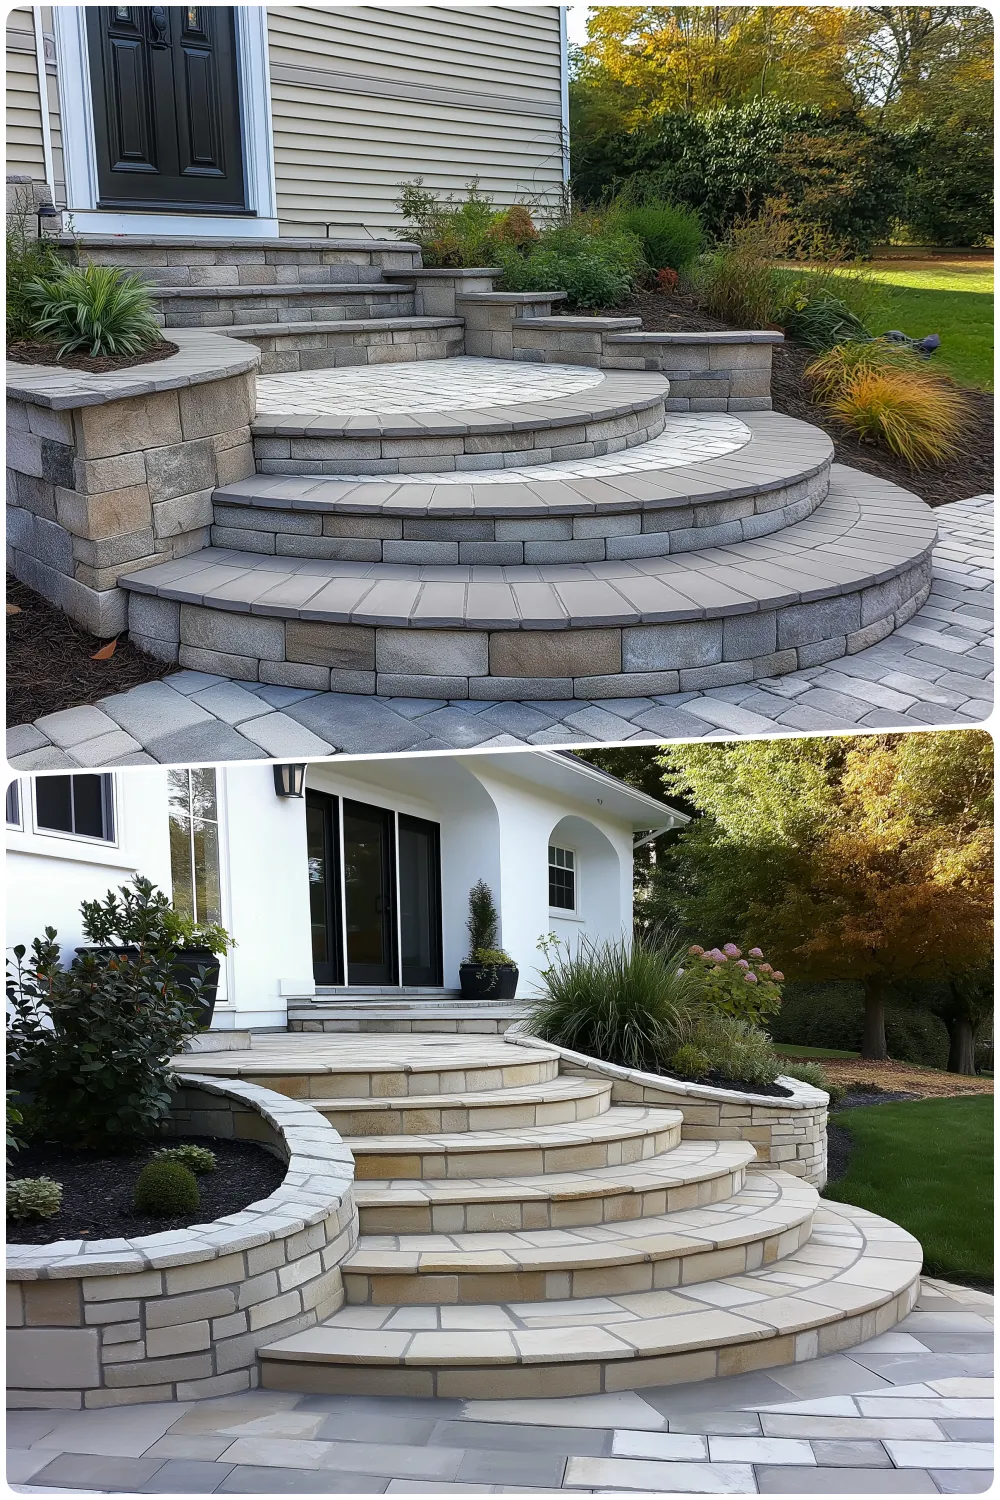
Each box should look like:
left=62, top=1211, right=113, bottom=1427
left=6, top=575, right=173, bottom=728
left=607, top=287, right=994, bottom=508
left=655, top=1066, right=792, bottom=1099
left=7, top=339, right=179, bottom=373
left=7, top=1135, right=286, bottom=1245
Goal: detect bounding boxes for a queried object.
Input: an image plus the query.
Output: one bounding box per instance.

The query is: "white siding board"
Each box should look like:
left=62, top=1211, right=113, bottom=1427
left=6, top=9, right=44, bottom=178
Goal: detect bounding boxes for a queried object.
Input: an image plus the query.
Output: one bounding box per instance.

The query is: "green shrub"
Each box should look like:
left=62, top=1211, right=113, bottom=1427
left=396, top=178, right=500, bottom=267
left=525, top=933, right=692, bottom=1073
left=6, top=876, right=205, bottom=1145
left=606, top=196, right=703, bottom=273
left=7, top=1176, right=62, bottom=1223
left=494, top=222, right=645, bottom=310
left=676, top=1012, right=782, bottom=1089
left=685, top=943, right=783, bottom=1027
left=778, top=290, right=871, bottom=351
left=778, top=1060, right=844, bottom=1104
left=770, top=982, right=950, bottom=1069
left=153, top=1143, right=217, bottom=1175
left=133, top=1160, right=199, bottom=1217
left=670, top=1043, right=713, bottom=1081
left=23, top=263, right=162, bottom=358
left=6, top=200, right=65, bottom=341
left=6, top=1091, right=25, bottom=1166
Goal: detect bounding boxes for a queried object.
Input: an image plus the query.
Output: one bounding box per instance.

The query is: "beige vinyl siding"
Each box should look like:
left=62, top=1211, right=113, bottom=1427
left=5, top=6, right=64, bottom=202
left=266, top=6, right=565, bottom=236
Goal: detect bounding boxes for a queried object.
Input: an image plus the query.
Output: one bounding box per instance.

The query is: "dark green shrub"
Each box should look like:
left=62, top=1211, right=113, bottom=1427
left=153, top=1143, right=217, bottom=1174
left=133, top=1160, right=199, bottom=1217
left=770, top=982, right=950, bottom=1069
left=7, top=1176, right=62, bottom=1222
left=525, top=933, right=692, bottom=1073
left=6, top=877, right=205, bottom=1145
left=22, top=263, right=162, bottom=358
left=606, top=197, right=703, bottom=272
left=494, top=223, right=645, bottom=310
left=670, top=1043, right=713, bottom=1080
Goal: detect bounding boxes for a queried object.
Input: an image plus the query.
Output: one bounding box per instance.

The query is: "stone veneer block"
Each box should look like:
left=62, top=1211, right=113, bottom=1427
left=489, top=629, right=622, bottom=679
left=286, top=620, right=376, bottom=670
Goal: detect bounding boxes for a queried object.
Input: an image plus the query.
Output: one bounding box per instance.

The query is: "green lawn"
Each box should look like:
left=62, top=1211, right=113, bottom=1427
left=866, top=260, right=993, bottom=390
left=773, top=1044, right=859, bottom=1060
left=824, top=1095, right=994, bottom=1285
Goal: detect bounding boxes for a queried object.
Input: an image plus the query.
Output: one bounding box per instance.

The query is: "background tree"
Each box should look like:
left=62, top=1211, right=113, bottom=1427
left=656, top=732, right=992, bottom=1061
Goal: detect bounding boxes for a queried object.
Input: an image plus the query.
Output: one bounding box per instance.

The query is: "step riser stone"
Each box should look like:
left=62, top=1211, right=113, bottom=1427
left=251, top=406, right=666, bottom=476
left=142, top=558, right=933, bottom=696
left=259, top=1277, right=920, bottom=1399
left=234, top=1057, right=558, bottom=1101
left=71, top=242, right=420, bottom=275
left=349, top=1121, right=682, bottom=1181
left=319, top=1089, right=611, bottom=1136
left=289, top=1017, right=520, bottom=1034
left=343, top=1217, right=814, bottom=1306
left=214, top=470, right=827, bottom=560
left=246, top=325, right=464, bottom=373
left=356, top=1164, right=748, bottom=1236
left=155, top=289, right=417, bottom=329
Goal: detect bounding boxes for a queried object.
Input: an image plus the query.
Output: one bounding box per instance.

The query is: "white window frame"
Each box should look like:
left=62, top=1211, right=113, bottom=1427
left=548, top=843, right=579, bottom=917
left=167, top=766, right=231, bottom=1005
left=52, top=5, right=278, bottom=238
left=31, top=772, right=118, bottom=849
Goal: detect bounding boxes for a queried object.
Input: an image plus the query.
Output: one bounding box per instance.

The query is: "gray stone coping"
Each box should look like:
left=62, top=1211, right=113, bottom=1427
left=121, top=466, right=937, bottom=629
left=505, top=1034, right=829, bottom=1110
left=59, top=234, right=421, bottom=252
left=5, top=1075, right=354, bottom=1281
left=250, top=370, right=670, bottom=439
left=512, top=316, right=643, bottom=331
left=215, top=410, right=828, bottom=517
left=457, top=291, right=568, bottom=305
left=606, top=330, right=785, bottom=346
left=221, top=317, right=464, bottom=340
left=151, top=282, right=415, bottom=301
left=384, top=267, right=501, bottom=279
left=5, top=328, right=260, bottom=411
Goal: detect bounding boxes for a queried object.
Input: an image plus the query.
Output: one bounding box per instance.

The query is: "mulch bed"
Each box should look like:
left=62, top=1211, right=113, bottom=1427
left=6, top=575, right=174, bottom=728
left=7, top=1135, right=286, bottom=1245
left=817, top=1057, right=993, bottom=1099
left=606, top=287, right=994, bottom=508
left=655, top=1066, right=792, bottom=1098
left=7, top=339, right=179, bottom=373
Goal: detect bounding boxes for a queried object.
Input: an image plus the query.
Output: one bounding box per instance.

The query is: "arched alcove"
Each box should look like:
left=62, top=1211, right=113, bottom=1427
left=545, top=813, right=625, bottom=954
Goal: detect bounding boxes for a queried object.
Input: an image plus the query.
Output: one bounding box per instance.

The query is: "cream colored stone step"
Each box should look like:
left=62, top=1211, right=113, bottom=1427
left=312, top=1075, right=612, bottom=1136
left=343, top=1171, right=818, bottom=1305
left=171, top=1033, right=560, bottom=1100
left=259, top=1196, right=923, bottom=1398
left=354, top=1140, right=756, bottom=1235
left=344, top=1106, right=683, bottom=1182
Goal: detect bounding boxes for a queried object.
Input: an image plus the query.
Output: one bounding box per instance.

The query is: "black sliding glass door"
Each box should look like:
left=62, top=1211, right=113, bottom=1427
left=399, top=815, right=443, bottom=987
left=343, top=800, right=396, bottom=986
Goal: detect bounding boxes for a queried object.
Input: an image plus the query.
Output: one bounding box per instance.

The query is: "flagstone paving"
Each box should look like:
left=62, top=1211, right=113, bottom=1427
left=8, top=1278, right=992, bottom=1493
left=7, top=495, right=992, bottom=769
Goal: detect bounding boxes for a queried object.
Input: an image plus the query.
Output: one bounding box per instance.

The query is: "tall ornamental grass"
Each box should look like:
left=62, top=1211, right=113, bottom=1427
left=24, top=263, right=162, bottom=358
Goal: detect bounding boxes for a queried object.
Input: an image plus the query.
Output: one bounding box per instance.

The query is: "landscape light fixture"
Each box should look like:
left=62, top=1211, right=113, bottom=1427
left=36, top=201, right=59, bottom=237
left=272, top=763, right=307, bottom=798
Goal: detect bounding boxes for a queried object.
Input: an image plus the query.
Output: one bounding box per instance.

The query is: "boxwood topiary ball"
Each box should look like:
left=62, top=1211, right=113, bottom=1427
left=133, top=1159, right=199, bottom=1217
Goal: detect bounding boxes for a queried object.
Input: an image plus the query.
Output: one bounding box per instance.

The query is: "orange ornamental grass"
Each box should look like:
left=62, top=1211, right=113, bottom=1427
left=828, top=366, right=970, bottom=467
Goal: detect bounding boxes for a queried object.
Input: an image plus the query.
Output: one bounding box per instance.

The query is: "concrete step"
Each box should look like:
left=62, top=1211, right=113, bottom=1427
left=353, top=1140, right=757, bottom=1235
left=342, top=1106, right=683, bottom=1182
left=288, top=1012, right=526, bottom=1035
left=65, top=234, right=420, bottom=279
left=342, top=1171, right=818, bottom=1305
left=259, top=1197, right=923, bottom=1398
left=169, top=1033, right=560, bottom=1099
left=150, top=282, right=417, bottom=328
left=248, top=368, right=669, bottom=475
left=220, top=318, right=464, bottom=372
left=310, top=1076, right=613, bottom=1137
left=123, top=467, right=936, bottom=700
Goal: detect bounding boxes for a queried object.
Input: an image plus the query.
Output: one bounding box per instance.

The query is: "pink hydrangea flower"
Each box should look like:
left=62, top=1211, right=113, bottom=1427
left=737, top=959, right=750, bottom=969
left=709, top=948, right=726, bottom=961
left=773, top=971, right=784, bottom=982
left=723, top=943, right=741, bottom=957
left=744, top=972, right=758, bottom=984
left=688, top=945, right=705, bottom=956
left=749, top=947, right=763, bottom=958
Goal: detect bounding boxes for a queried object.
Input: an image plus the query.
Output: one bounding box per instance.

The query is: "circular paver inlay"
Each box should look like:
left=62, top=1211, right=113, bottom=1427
left=255, top=356, right=607, bottom=416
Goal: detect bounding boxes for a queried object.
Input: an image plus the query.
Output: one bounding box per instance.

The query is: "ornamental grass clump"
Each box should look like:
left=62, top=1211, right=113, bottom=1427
left=671, top=1013, right=782, bottom=1089
left=525, top=932, right=692, bottom=1073
left=779, top=1060, right=844, bottom=1103
left=23, top=263, right=162, bottom=358
left=133, top=1159, right=199, bottom=1217
left=7, top=1177, right=62, bottom=1223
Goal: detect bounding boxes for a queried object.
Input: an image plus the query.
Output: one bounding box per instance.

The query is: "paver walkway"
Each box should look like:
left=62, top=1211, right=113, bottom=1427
left=8, top=496, right=992, bottom=769
left=8, top=1278, right=992, bottom=1494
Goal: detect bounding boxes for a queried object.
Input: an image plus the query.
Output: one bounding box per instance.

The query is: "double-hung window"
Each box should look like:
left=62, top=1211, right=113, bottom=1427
left=167, top=768, right=223, bottom=925
left=34, top=774, right=115, bottom=842
left=548, top=844, right=576, bottom=912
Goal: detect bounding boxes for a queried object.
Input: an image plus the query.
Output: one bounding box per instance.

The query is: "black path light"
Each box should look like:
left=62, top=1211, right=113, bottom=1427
left=273, top=763, right=307, bottom=798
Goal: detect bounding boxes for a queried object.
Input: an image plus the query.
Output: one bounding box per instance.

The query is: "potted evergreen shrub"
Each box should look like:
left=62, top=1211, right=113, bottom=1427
left=75, top=876, right=234, bottom=1030
left=459, top=880, right=518, bottom=1000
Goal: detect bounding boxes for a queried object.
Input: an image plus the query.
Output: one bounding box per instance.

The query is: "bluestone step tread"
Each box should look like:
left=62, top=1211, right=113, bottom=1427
left=312, top=1076, right=612, bottom=1116
left=341, top=1105, right=682, bottom=1156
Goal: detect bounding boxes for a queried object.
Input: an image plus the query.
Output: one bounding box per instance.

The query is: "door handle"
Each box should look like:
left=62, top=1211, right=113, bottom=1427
left=148, top=7, right=170, bottom=47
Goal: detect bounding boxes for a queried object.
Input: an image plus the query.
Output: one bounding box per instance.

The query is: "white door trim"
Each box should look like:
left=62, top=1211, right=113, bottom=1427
left=52, top=5, right=278, bottom=239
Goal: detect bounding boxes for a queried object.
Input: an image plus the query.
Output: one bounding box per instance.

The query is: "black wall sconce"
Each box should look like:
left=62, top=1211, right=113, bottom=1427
left=273, top=763, right=307, bottom=798
left=37, top=201, right=60, bottom=237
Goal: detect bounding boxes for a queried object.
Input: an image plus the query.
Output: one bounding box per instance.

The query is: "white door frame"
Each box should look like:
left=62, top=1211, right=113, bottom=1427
left=52, top=5, right=278, bottom=238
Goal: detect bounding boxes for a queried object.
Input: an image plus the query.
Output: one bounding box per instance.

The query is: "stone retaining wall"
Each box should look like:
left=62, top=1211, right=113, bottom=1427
left=507, top=1036, right=829, bottom=1188
left=6, top=1077, right=357, bottom=1410
left=6, top=332, right=258, bottom=637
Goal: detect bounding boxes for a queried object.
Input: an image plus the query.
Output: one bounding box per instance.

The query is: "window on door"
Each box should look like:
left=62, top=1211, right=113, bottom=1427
left=167, top=768, right=222, bottom=925
left=35, top=775, right=115, bottom=842
left=549, top=845, right=577, bottom=912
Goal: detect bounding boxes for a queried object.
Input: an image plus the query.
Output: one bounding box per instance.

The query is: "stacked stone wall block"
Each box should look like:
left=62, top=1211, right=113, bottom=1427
left=6, top=1078, right=356, bottom=1407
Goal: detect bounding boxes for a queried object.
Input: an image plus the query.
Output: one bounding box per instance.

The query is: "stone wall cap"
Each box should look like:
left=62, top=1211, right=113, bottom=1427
left=383, top=267, right=501, bottom=279
left=605, top=330, right=785, bottom=345
left=6, top=329, right=260, bottom=410
left=456, top=291, right=568, bottom=304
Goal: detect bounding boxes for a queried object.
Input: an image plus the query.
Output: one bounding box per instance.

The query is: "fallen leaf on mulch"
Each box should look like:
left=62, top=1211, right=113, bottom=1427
left=6, top=603, right=21, bottom=616
left=91, top=639, right=118, bottom=660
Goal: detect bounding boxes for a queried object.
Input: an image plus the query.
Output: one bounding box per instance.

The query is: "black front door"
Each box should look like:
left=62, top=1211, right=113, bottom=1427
left=87, top=6, right=246, bottom=212
left=343, top=801, right=397, bottom=987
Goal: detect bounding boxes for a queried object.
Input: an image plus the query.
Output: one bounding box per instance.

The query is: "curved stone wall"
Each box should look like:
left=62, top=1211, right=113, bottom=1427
left=507, top=1035, right=829, bottom=1188
left=6, top=1076, right=357, bottom=1409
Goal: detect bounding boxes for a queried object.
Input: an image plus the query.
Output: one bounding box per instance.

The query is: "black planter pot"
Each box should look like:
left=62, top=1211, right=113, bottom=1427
left=75, top=946, right=220, bottom=1030
left=459, top=962, right=519, bottom=1001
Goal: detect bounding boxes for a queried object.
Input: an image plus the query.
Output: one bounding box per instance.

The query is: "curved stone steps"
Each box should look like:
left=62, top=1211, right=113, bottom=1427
left=354, top=1140, right=757, bottom=1234
left=125, top=467, right=936, bottom=697
left=344, top=1172, right=818, bottom=1305
left=151, top=282, right=418, bottom=328
left=259, top=1197, right=923, bottom=1398
left=173, top=1033, right=560, bottom=1098
left=312, top=1075, right=613, bottom=1135
left=342, top=1106, right=684, bottom=1181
